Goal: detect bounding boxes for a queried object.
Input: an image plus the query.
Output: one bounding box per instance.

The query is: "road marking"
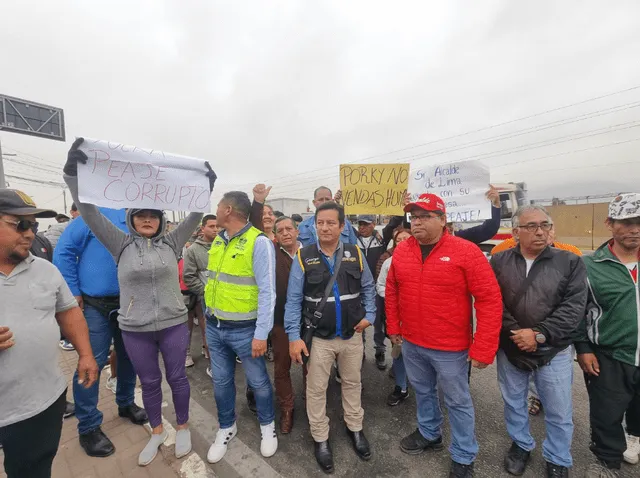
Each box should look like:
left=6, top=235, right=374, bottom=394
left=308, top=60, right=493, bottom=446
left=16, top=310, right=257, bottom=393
left=187, top=393, right=283, bottom=478
left=179, top=453, right=216, bottom=478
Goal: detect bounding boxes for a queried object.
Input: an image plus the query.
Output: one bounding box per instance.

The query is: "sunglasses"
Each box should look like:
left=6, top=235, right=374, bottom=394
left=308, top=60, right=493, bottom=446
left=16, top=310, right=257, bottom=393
left=0, top=218, right=39, bottom=233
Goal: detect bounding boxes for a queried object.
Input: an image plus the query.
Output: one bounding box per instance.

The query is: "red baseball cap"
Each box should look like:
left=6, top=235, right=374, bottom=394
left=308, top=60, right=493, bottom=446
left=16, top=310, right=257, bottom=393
left=404, top=193, right=447, bottom=215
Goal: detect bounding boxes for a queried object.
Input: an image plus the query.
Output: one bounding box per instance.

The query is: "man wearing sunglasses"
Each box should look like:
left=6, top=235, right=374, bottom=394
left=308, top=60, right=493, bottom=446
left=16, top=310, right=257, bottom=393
left=490, top=205, right=587, bottom=478
left=575, top=193, right=640, bottom=477
left=0, top=188, right=98, bottom=478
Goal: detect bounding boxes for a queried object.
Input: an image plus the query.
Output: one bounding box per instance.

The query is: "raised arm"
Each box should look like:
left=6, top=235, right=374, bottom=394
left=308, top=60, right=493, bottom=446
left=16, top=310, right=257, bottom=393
left=165, top=212, right=203, bottom=253
left=64, top=174, right=129, bottom=257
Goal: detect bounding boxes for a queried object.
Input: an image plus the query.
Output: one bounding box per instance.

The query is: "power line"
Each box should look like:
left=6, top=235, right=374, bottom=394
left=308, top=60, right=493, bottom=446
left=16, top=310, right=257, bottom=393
left=5, top=174, right=65, bottom=188
left=268, top=121, right=640, bottom=197
left=259, top=104, right=640, bottom=193
left=225, top=83, right=640, bottom=189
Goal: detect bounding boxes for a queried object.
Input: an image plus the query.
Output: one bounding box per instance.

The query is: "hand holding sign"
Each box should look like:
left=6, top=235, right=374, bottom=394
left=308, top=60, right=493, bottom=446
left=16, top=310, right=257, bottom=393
left=74, top=138, right=214, bottom=212
left=64, top=137, right=88, bottom=176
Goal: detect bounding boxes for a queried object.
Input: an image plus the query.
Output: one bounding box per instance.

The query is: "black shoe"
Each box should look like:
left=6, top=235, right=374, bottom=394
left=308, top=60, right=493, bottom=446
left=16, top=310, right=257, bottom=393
left=375, top=352, right=387, bottom=370
left=314, top=440, right=334, bottom=474
left=546, top=462, right=569, bottom=478
left=246, top=388, right=257, bottom=414
left=504, top=442, right=530, bottom=476
left=63, top=401, right=76, bottom=419
left=386, top=386, right=409, bottom=406
left=400, top=429, right=444, bottom=455
left=449, top=461, right=474, bottom=478
left=346, top=427, right=371, bottom=461
left=79, top=428, right=115, bottom=457
left=118, top=403, right=148, bottom=425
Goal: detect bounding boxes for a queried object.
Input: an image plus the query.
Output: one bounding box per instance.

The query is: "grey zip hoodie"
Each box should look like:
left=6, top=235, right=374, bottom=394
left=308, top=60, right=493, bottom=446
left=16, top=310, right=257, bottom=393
left=64, top=174, right=203, bottom=332
left=182, top=238, right=212, bottom=296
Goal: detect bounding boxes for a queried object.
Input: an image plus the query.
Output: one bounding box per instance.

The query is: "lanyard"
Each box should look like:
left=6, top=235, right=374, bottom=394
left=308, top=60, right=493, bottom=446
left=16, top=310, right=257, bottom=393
left=320, top=251, right=343, bottom=337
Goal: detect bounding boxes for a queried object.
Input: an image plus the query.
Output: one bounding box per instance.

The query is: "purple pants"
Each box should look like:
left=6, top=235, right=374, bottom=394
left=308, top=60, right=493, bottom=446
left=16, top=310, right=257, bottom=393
left=121, top=323, right=190, bottom=428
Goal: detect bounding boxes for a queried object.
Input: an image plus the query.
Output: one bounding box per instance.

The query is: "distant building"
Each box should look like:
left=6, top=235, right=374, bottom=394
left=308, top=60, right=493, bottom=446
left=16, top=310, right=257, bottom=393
left=266, top=197, right=309, bottom=216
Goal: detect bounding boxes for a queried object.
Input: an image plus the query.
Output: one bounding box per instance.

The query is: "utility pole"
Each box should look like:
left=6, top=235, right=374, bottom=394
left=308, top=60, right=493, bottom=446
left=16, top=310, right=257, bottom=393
left=63, top=188, right=68, bottom=214
left=0, top=135, right=6, bottom=188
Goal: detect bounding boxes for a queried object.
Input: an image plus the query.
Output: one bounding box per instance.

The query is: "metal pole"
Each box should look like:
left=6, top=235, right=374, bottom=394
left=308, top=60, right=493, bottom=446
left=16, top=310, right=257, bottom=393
left=63, top=189, right=68, bottom=214
left=0, top=135, right=6, bottom=188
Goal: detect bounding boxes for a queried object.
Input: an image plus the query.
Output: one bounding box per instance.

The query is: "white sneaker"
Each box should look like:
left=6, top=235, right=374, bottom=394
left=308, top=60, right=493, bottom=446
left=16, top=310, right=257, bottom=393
left=260, top=422, right=278, bottom=458
left=207, top=423, right=237, bottom=463
left=624, top=433, right=640, bottom=465
left=185, top=354, right=195, bottom=368
left=105, top=377, right=117, bottom=394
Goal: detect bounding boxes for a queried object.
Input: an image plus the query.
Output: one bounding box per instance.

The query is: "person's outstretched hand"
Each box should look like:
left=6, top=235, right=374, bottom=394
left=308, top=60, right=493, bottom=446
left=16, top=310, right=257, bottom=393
left=64, top=137, right=88, bottom=176
left=204, top=162, right=217, bottom=192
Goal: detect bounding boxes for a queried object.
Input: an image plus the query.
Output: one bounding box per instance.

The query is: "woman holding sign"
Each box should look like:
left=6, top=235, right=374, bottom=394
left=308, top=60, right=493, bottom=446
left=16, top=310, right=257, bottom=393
left=63, top=138, right=217, bottom=467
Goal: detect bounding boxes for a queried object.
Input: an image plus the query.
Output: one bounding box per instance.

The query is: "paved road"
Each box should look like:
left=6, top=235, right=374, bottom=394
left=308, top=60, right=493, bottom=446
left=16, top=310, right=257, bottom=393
left=178, top=327, right=636, bottom=478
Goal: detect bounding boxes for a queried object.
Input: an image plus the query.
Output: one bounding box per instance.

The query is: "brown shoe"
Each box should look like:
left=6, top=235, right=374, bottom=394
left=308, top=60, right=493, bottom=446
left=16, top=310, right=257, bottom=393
left=280, top=409, right=294, bottom=434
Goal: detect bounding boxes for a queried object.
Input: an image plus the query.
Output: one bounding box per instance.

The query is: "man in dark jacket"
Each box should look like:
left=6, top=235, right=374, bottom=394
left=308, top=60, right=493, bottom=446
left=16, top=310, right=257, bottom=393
left=355, top=215, right=388, bottom=369
left=491, top=205, right=587, bottom=478
left=272, top=216, right=302, bottom=434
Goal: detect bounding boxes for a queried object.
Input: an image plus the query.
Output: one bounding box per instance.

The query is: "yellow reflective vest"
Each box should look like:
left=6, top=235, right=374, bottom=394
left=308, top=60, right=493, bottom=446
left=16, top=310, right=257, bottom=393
left=204, top=226, right=261, bottom=321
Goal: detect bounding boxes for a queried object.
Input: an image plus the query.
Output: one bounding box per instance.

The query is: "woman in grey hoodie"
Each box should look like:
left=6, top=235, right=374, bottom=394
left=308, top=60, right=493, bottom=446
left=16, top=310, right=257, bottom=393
left=64, top=138, right=216, bottom=466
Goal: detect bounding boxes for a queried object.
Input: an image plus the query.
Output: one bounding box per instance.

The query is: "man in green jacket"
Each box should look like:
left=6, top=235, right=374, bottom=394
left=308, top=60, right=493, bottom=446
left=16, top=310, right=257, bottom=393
left=575, top=193, right=640, bottom=478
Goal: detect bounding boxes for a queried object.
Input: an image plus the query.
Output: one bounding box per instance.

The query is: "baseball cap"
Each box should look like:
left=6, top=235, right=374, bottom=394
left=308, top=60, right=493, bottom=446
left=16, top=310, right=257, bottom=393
left=0, top=189, right=57, bottom=218
left=404, top=193, right=447, bottom=215
left=130, top=208, right=163, bottom=219
left=608, top=193, right=640, bottom=220
left=356, top=215, right=376, bottom=224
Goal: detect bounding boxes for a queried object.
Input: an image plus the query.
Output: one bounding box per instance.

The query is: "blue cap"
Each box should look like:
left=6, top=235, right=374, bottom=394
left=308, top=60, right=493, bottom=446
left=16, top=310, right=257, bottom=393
left=356, top=215, right=376, bottom=224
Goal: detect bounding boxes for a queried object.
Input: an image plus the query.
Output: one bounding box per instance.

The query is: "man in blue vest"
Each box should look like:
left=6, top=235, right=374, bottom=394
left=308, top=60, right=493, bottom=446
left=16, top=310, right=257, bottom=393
left=54, top=208, right=147, bottom=457
left=286, top=202, right=377, bottom=474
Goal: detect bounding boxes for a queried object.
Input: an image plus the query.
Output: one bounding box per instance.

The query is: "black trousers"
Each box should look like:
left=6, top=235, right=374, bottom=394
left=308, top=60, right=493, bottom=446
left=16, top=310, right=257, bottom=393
left=0, top=390, right=66, bottom=478
left=587, top=351, right=640, bottom=468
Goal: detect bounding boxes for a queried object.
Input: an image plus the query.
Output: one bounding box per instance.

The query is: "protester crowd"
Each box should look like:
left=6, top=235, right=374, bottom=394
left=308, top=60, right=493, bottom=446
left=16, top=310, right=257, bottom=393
left=0, top=139, right=639, bottom=478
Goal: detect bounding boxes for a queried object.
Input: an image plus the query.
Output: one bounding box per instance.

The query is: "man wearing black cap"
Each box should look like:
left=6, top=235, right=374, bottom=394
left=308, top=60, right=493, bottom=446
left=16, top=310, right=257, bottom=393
left=0, top=189, right=98, bottom=478
left=356, top=214, right=388, bottom=369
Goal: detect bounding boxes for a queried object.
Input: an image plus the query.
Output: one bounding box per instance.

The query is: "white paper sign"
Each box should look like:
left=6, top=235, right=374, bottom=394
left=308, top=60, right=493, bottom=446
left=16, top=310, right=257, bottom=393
left=409, top=159, right=491, bottom=222
left=77, top=138, right=211, bottom=212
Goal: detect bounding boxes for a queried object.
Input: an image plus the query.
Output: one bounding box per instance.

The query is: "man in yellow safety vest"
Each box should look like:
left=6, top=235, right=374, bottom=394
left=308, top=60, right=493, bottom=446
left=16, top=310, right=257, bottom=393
left=203, top=190, right=278, bottom=464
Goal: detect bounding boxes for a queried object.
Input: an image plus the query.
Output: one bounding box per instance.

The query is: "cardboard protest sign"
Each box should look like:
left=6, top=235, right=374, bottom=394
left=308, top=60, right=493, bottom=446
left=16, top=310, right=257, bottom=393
left=409, top=159, right=490, bottom=222
left=77, top=138, right=211, bottom=212
left=340, top=163, right=409, bottom=215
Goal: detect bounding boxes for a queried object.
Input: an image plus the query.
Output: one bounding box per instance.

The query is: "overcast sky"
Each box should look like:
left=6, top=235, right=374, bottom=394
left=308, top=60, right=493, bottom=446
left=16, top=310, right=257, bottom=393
left=2, top=0, right=640, bottom=220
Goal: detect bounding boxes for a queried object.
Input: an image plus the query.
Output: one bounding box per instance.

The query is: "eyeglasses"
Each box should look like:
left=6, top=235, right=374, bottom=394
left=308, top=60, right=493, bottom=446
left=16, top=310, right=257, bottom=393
left=519, top=222, right=553, bottom=233
left=410, top=213, right=441, bottom=222
left=0, top=218, right=39, bottom=233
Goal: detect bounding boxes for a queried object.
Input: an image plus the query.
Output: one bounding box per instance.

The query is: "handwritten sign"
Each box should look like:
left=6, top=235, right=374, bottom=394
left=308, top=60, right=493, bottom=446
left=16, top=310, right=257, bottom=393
left=409, top=159, right=490, bottom=222
left=340, top=163, right=409, bottom=215
left=77, top=138, right=211, bottom=212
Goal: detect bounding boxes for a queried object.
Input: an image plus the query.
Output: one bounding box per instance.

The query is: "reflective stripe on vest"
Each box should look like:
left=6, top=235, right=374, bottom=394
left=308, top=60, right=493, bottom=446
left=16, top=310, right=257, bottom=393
left=304, top=293, right=361, bottom=303
left=204, top=226, right=261, bottom=321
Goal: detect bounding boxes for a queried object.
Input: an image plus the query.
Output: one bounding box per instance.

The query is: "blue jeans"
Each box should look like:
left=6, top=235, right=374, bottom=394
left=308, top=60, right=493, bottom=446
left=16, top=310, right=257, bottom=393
left=206, top=320, right=275, bottom=428
left=393, top=354, right=407, bottom=391
left=403, top=341, right=478, bottom=465
left=497, top=348, right=574, bottom=467
left=73, top=305, right=137, bottom=435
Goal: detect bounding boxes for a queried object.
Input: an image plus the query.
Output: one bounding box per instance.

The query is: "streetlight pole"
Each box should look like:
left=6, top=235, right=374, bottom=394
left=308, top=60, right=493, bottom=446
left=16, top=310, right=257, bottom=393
left=0, top=135, right=6, bottom=188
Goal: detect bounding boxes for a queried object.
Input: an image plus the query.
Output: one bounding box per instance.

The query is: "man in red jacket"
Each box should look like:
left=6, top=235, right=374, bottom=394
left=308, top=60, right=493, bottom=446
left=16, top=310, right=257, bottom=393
left=386, top=193, right=502, bottom=478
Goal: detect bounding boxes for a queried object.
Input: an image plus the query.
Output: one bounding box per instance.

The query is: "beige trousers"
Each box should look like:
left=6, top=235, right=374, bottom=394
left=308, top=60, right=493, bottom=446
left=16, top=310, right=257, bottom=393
left=306, top=333, right=364, bottom=442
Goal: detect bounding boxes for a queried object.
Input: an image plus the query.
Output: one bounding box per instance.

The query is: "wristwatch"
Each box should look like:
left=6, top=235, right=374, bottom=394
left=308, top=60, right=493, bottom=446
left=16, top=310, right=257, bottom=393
left=534, top=331, right=546, bottom=344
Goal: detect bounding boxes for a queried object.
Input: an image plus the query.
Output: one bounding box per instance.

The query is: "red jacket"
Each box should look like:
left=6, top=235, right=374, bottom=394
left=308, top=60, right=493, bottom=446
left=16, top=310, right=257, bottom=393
left=385, top=231, right=502, bottom=364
